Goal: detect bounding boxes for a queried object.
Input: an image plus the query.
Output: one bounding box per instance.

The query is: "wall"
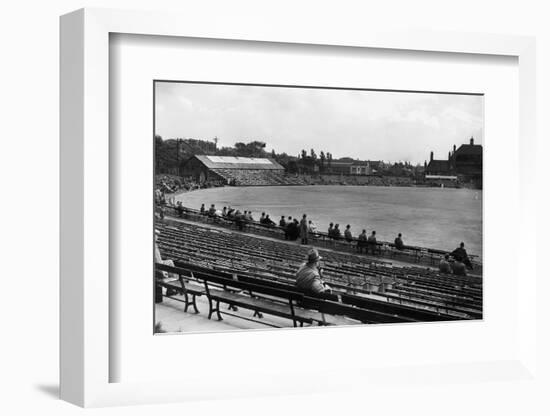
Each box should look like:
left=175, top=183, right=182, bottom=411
left=0, top=1, right=548, bottom=415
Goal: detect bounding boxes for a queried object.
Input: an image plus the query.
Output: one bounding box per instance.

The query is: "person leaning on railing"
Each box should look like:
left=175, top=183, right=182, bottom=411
left=357, top=229, right=367, bottom=253
left=394, top=233, right=404, bottom=250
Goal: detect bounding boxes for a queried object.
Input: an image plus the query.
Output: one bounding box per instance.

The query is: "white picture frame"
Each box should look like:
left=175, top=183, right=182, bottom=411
left=60, top=7, right=538, bottom=408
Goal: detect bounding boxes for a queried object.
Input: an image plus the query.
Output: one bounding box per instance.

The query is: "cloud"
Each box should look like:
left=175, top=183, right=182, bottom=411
left=155, top=82, right=483, bottom=163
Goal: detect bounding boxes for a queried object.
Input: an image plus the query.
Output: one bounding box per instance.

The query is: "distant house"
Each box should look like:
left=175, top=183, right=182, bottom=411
left=329, top=161, right=354, bottom=175
left=453, top=138, right=482, bottom=178
left=350, top=161, right=372, bottom=175
left=426, top=152, right=452, bottom=176
left=425, top=137, right=483, bottom=187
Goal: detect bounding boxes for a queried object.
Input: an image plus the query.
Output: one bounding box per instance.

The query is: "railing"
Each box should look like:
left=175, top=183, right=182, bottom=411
left=161, top=204, right=481, bottom=270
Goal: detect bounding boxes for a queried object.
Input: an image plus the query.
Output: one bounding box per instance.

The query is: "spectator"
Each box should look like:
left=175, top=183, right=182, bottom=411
left=155, top=188, right=162, bottom=205
left=291, top=219, right=300, bottom=240
left=235, top=210, right=245, bottom=231
left=300, top=214, right=309, bottom=245
left=260, top=212, right=266, bottom=223
left=222, top=206, right=228, bottom=217
left=200, top=203, right=206, bottom=215
left=357, top=229, right=367, bottom=253
left=394, top=233, right=404, bottom=250
left=439, top=254, right=452, bottom=274
left=344, top=224, right=353, bottom=243
left=367, top=231, right=378, bottom=254
left=208, top=204, right=216, bottom=216
left=279, top=216, right=286, bottom=227
left=176, top=201, right=184, bottom=218
left=308, top=220, right=317, bottom=234
left=333, top=224, right=341, bottom=240
left=285, top=220, right=295, bottom=241
left=451, top=260, right=467, bottom=276
left=264, top=214, right=275, bottom=226
left=158, top=204, right=166, bottom=220
left=295, top=249, right=331, bottom=296
left=328, top=222, right=334, bottom=239
left=451, top=242, right=473, bottom=270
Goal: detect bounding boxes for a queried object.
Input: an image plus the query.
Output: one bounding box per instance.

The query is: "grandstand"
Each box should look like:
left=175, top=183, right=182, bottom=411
left=155, top=218, right=482, bottom=330
left=181, top=155, right=305, bottom=186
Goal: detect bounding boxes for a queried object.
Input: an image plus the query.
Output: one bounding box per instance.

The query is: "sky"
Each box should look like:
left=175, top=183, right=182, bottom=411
left=155, top=82, right=484, bottom=164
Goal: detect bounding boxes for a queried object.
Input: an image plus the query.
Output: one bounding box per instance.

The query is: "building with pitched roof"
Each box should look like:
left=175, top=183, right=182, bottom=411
left=181, top=155, right=286, bottom=186
left=425, top=137, right=483, bottom=188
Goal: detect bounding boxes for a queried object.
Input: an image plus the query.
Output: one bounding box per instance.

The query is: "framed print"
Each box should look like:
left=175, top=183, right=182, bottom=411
left=60, top=8, right=538, bottom=408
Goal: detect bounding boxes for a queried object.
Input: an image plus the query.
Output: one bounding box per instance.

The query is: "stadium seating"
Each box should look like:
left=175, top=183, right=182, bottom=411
left=210, top=168, right=309, bottom=186
left=156, top=220, right=483, bottom=321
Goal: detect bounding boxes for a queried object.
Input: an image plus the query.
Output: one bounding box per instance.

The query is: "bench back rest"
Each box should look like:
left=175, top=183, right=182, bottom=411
left=339, top=293, right=455, bottom=322
left=158, top=262, right=304, bottom=303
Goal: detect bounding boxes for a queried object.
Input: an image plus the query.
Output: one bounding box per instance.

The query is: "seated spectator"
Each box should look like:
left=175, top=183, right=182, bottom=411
left=222, top=206, right=228, bottom=217
left=328, top=222, right=334, bottom=238
left=451, top=242, right=473, bottom=270
left=156, top=204, right=166, bottom=220
left=279, top=216, right=286, bottom=227
left=357, top=229, right=367, bottom=253
left=176, top=201, right=184, bottom=218
left=260, top=212, right=266, bottom=223
left=394, top=233, right=404, bottom=250
left=264, top=214, right=275, bottom=226
left=235, top=210, right=245, bottom=231
left=208, top=204, right=216, bottom=216
left=367, top=231, right=378, bottom=254
left=200, top=203, right=206, bottom=215
left=333, top=224, right=341, bottom=240
left=451, top=259, right=467, bottom=276
left=285, top=220, right=294, bottom=240
left=308, top=220, right=317, bottom=234
left=344, top=225, right=353, bottom=243
left=439, top=254, right=452, bottom=274
left=289, top=219, right=300, bottom=240
left=295, top=249, right=331, bottom=296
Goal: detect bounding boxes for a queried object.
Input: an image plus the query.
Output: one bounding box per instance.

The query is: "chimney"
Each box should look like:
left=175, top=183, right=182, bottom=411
left=470, top=136, right=474, bottom=145
left=453, top=144, right=456, bottom=154
left=430, top=151, right=433, bottom=161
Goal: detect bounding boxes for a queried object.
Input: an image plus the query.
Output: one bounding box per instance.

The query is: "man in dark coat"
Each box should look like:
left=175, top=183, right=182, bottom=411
left=394, top=233, right=404, bottom=250
left=451, top=242, right=473, bottom=270
left=357, top=229, right=367, bottom=253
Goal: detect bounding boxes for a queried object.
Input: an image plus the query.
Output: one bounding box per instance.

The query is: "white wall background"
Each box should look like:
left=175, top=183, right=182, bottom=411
left=0, top=0, right=548, bottom=414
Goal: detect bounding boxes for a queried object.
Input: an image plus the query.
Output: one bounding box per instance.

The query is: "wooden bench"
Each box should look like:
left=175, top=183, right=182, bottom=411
left=172, top=261, right=422, bottom=325
left=156, top=263, right=205, bottom=314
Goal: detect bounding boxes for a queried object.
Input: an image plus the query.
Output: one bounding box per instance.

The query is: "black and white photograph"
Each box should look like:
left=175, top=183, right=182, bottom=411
left=153, top=81, right=483, bottom=334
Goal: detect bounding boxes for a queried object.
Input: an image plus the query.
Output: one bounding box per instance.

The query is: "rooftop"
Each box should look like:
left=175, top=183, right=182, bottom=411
left=191, top=155, right=284, bottom=170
